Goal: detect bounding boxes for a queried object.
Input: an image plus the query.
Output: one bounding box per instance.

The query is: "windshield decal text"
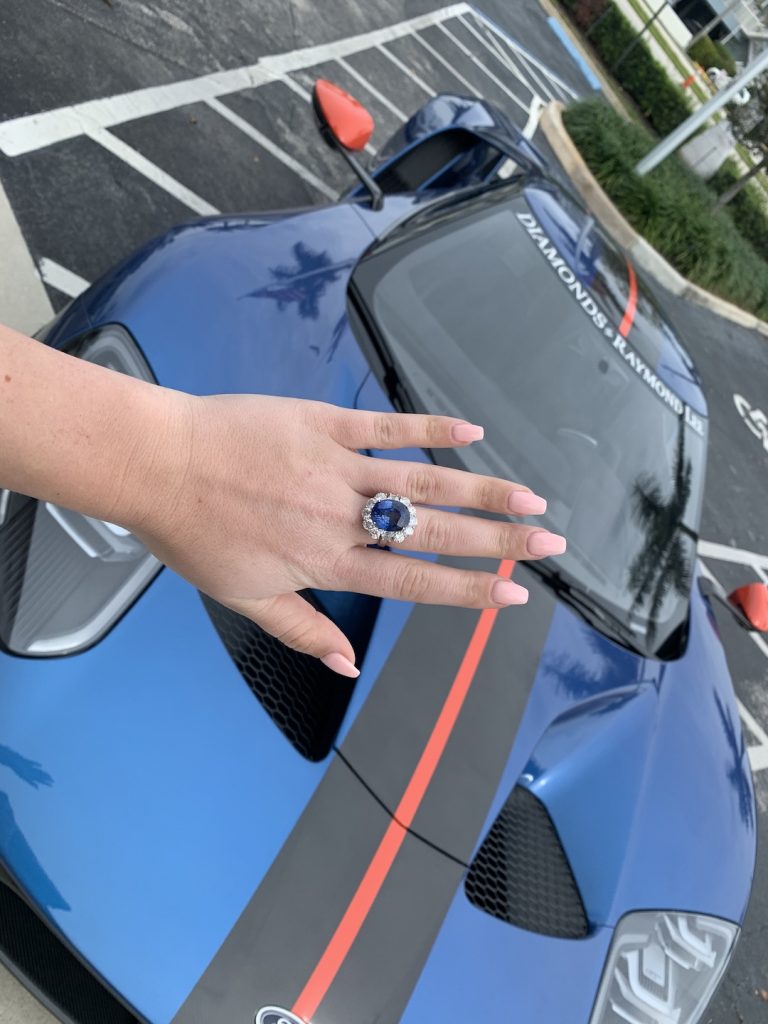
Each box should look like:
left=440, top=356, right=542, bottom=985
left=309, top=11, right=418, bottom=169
left=515, top=212, right=704, bottom=436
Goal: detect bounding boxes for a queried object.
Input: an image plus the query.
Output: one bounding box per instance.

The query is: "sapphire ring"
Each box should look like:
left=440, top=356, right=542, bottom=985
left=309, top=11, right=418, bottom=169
left=362, top=493, right=417, bottom=545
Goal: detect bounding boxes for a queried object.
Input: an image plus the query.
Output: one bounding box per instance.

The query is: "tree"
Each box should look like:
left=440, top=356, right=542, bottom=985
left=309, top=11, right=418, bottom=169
left=717, top=69, right=768, bottom=207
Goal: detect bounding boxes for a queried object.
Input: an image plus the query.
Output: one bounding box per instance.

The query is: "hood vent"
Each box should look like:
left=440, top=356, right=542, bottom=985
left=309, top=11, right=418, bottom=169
left=465, top=785, right=588, bottom=939
left=0, top=877, right=140, bottom=1023
left=201, top=594, right=358, bottom=762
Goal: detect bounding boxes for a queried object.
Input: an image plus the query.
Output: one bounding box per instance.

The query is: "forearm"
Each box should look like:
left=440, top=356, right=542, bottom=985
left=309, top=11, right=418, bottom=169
left=0, top=323, right=186, bottom=528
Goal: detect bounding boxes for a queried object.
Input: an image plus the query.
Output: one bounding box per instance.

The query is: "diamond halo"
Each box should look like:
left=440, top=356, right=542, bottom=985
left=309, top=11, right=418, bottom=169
left=362, top=492, right=418, bottom=544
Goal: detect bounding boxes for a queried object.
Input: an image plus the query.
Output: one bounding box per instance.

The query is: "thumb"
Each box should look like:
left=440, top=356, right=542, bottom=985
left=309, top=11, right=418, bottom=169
left=228, top=592, right=360, bottom=678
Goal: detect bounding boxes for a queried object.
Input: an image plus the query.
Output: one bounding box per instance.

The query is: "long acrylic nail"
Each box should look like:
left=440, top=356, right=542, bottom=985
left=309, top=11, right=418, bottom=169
left=321, top=652, right=360, bottom=678
left=508, top=490, right=547, bottom=515
left=451, top=422, right=484, bottom=444
left=491, top=579, right=529, bottom=605
left=527, top=531, right=567, bottom=557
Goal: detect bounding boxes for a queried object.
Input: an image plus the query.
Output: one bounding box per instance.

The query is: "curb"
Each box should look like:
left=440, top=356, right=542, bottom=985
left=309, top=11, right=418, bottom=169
left=540, top=100, right=768, bottom=339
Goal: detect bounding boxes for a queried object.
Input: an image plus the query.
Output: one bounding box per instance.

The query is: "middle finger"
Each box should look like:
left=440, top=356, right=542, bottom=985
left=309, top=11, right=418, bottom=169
left=395, top=506, right=566, bottom=560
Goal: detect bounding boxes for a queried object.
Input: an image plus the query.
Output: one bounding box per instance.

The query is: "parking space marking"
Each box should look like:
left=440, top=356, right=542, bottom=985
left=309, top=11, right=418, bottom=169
left=699, top=539, right=768, bottom=574
left=376, top=44, right=436, bottom=98
left=0, top=4, right=471, bottom=158
left=470, top=8, right=579, bottom=99
left=698, top=558, right=768, bottom=772
left=85, top=126, right=220, bottom=215
left=458, top=14, right=538, bottom=96
left=437, top=22, right=530, bottom=114
left=411, top=31, right=478, bottom=95
left=336, top=57, right=408, bottom=122
left=206, top=98, right=337, bottom=201
left=37, top=259, right=90, bottom=299
left=465, top=15, right=557, bottom=103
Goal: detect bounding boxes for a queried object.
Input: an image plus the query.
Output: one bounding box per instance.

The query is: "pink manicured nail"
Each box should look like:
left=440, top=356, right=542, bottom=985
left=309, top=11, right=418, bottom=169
left=491, top=579, right=529, bottom=605
left=321, top=652, right=361, bottom=678
left=527, top=531, right=567, bottom=557
left=508, top=490, right=547, bottom=515
left=451, top=422, right=485, bottom=444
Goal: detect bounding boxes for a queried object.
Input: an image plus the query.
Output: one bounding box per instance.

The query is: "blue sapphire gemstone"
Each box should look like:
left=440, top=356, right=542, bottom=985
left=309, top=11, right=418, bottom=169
left=371, top=498, right=410, bottom=532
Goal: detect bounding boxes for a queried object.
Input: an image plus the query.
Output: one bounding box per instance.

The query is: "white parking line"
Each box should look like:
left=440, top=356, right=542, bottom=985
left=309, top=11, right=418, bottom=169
left=0, top=4, right=471, bottom=157
left=37, top=258, right=90, bottom=298
left=466, top=15, right=557, bottom=103
left=85, top=126, right=219, bottom=216
left=470, top=8, right=579, bottom=99
left=411, top=31, right=478, bottom=95
left=437, top=22, right=530, bottom=114
left=335, top=57, right=408, bottom=122
left=457, top=14, right=538, bottom=97
left=376, top=43, right=436, bottom=97
left=206, top=98, right=337, bottom=201
left=698, top=538, right=768, bottom=573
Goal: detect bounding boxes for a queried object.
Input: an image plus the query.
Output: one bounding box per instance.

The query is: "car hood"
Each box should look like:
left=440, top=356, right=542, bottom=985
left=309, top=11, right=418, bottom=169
left=1, top=203, right=755, bottom=1023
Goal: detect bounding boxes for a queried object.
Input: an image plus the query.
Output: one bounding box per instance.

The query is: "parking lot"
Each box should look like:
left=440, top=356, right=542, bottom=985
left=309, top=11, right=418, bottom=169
left=1, top=0, right=768, bottom=1020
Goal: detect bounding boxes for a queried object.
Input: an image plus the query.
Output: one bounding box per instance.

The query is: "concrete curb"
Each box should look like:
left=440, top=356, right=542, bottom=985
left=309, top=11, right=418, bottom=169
left=540, top=100, right=768, bottom=338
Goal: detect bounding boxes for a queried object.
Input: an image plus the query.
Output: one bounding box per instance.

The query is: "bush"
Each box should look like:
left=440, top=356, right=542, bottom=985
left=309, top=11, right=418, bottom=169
left=688, top=36, right=736, bottom=76
left=560, top=1, right=692, bottom=135
left=563, top=99, right=768, bottom=319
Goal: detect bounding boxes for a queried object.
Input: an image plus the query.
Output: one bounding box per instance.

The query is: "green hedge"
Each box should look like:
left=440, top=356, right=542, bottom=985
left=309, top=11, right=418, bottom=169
left=687, top=36, right=736, bottom=76
left=563, top=99, right=768, bottom=318
left=560, top=0, right=692, bottom=135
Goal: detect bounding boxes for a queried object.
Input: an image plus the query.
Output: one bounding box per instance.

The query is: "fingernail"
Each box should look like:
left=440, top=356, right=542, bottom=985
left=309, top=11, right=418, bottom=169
left=321, top=652, right=361, bottom=678
left=491, top=579, right=529, bottom=605
left=451, top=422, right=484, bottom=444
left=526, top=531, right=567, bottom=557
left=508, top=490, right=547, bottom=515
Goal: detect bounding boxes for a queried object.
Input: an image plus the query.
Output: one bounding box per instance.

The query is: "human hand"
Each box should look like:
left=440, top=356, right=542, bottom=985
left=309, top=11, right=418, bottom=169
left=128, top=395, right=565, bottom=677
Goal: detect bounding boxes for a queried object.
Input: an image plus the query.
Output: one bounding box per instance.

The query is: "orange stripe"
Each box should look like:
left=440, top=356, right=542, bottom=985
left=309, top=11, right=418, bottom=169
left=618, top=259, right=638, bottom=338
left=292, top=558, right=516, bottom=1022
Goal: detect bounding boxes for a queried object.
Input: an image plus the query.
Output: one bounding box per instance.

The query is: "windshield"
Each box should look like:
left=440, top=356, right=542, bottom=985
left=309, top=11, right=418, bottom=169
left=351, top=189, right=707, bottom=656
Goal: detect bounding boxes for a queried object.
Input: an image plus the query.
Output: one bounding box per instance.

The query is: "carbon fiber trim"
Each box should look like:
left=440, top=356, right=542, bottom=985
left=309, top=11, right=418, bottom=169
left=465, top=785, right=588, bottom=938
left=0, top=879, right=140, bottom=1024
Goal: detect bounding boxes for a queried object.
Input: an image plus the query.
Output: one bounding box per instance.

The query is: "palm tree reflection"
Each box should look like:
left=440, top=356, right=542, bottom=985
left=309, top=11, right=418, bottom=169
left=627, top=425, right=693, bottom=641
left=246, top=241, right=346, bottom=320
left=713, top=693, right=755, bottom=830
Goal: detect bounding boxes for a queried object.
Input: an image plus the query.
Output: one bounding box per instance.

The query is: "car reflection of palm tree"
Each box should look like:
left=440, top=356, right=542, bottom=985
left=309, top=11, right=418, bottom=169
left=627, top=426, right=693, bottom=642
left=0, top=745, right=70, bottom=911
left=713, top=692, right=755, bottom=830
left=542, top=628, right=641, bottom=700
left=246, top=242, right=347, bottom=320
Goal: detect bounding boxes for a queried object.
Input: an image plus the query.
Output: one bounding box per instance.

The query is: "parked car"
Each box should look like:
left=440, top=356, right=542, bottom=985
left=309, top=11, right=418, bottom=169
left=0, top=84, right=760, bottom=1024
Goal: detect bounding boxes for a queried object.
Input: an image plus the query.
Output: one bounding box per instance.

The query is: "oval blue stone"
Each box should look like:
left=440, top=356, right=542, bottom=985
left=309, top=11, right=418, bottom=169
left=371, top=498, right=410, bottom=532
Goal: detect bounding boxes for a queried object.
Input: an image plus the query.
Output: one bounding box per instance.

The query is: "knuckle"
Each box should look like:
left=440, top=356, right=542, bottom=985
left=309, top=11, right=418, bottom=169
left=373, top=413, right=400, bottom=448
left=275, top=612, right=322, bottom=653
left=422, top=514, right=455, bottom=553
left=477, top=478, right=503, bottom=510
left=397, top=559, right=435, bottom=602
left=406, top=466, right=439, bottom=504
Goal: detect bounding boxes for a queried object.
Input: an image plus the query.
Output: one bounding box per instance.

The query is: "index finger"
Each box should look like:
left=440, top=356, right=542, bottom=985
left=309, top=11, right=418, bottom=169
left=329, top=408, right=485, bottom=451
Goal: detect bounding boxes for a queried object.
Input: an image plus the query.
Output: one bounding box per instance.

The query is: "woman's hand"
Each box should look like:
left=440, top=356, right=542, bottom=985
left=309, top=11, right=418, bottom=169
left=129, top=394, right=565, bottom=676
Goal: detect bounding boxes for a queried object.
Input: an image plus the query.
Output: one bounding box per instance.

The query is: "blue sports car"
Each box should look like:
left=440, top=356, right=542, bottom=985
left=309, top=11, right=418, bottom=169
left=0, top=85, right=759, bottom=1024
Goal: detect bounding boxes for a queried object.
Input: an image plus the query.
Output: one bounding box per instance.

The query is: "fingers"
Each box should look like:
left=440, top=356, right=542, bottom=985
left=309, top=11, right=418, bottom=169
left=226, top=592, right=360, bottom=678
left=337, top=548, right=530, bottom=608
left=356, top=458, right=548, bottom=517
left=329, top=407, right=486, bottom=451
left=398, top=507, right=566, bottom=561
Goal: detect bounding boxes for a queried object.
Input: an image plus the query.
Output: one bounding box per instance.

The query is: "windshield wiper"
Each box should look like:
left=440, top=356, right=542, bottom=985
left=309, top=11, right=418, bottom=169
left=530, top=564, right=646, bottom=657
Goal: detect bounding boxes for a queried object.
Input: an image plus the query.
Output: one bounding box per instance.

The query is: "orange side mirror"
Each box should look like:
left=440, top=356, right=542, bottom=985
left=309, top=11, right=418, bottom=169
left=312, top=79, right=374, bottom=152
left=728, top=582, right=768, bottom=632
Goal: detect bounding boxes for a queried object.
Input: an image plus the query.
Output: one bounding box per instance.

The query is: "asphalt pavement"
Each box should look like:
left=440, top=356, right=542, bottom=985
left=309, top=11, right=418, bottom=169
left=0, top=0, right=767, bottom=1021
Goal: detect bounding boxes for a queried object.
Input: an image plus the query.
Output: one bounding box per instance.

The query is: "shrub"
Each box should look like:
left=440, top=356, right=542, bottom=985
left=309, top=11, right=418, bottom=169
left=560, top=1, right=692, bottom=135
left=688, top=36, right=736, bottom=77
left=563, top=99, right=768, bottom=319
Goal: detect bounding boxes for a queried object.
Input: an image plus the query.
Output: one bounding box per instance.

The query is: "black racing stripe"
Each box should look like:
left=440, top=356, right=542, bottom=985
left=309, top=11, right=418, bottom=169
left=170, top=756, right=392, bottom=1024
left=340, top=560, right=557, bottom=862
left=172, top=572, right=556, bottom=1024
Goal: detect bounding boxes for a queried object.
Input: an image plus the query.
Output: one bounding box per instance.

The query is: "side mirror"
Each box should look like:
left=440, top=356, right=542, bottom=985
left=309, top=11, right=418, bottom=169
left=312, top=79, right=384, bottom=211
left=728, top=583, right=768, bottom=632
